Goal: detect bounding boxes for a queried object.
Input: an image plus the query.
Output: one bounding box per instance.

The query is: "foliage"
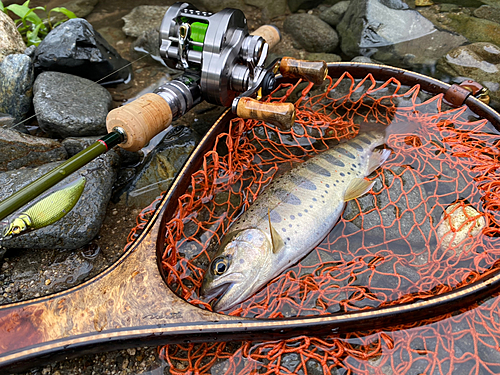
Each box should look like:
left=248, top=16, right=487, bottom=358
left=0, top=0, right=76, bottom=46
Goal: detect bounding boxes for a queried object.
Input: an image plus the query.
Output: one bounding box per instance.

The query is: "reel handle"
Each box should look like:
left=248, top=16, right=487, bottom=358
left=280, top=57, right=328, bottom=85
left=235, top=97, right=295, bottom=130
left=251, top=25, right=281, bottom=50
left=106, top=93, right=173, bottom=152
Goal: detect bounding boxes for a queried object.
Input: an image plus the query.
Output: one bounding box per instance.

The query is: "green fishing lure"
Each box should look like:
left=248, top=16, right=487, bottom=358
left=3, top=176, right=86, bottom=238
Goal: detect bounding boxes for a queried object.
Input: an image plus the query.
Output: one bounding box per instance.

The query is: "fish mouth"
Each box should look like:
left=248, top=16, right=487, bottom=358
left=200, top=281, right=232, bottom=302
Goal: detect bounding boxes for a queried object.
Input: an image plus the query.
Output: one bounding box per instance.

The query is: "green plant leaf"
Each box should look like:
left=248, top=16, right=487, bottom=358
left=50, top=7, right=77, bottom=19
left=5, top=4, right=31, bottom=20
left=0, top=1, right=5, bottom=13
left=22, top=7, right=44, bottom=26
left=26, top=21, right=43, bottom=46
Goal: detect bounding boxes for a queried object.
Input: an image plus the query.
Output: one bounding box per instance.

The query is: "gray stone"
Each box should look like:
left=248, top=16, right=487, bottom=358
left=60, top=0, right=99, bottom=18
left=0, top=11, right=26, bottom=63
left=0, top=127, right=67, bottom=171
left=0, top=112, right=15, bottom=128
left=319, top=1, right=350, bottom=26
left=337, top=0, right=467, bottom=68
left=121, top=126, right=198, bottom=208
left=244, top=0, right=288, bottom=19
left=33, top=71, right=113, bottom=138
left=61, top=136, right=100, bottom=157
left=131, top=28, right=164, bottom=65
left=474, top=5, right=500, bottom=23
left=122, top=6, right=170, bottom=38
left=305, top=52, right=342, bottom=62
left=284, top=14, right=339, bottom=53
left=351, top=55, right=377, bottom=63
left=0, top=54, right=34, bottom=124
left=437, top=43, right=500, bottom=104
left=34, top=18, right=132, bottom=85
left=0, top=152, right=119, bottom=250
left=287, top=0, right=325, bottom=12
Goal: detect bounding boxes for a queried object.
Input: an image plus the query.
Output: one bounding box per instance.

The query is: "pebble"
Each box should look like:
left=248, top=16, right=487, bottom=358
left=0, top=11, right=26, bottom=62
left=0, top=127, right=67, bottom=172
left=33, top=71, right=112, bottom=138
left=34, top=18, right=132, bottom=84
left=0, top=53, right=34, bottom=123
left=122, top=6, right=170, bottom=37
left=283, top=13, right=339, bottom=53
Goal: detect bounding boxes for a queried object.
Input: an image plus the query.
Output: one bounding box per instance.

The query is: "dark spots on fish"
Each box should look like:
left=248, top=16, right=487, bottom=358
left=352, top=164, right=357, bottom=168
left=358, top=136, right=371, bottom=145
left=336, top=147, right=355, bottom=159
left=282, top=228, right=287, bottom=232
left=273, top=187, right=302, bottom=205
left=270, top=210, right=282, bottom=223
left=304, top=209, right=309, bottom=213
left=287, top=237, right=291, bottom=241
left=313, top=197, right=317, bottom=202
left=289, top=175, right=317, bottom=190
left=319, top=153, right=345, bottom=167
left=298, top=213, right=303, bottom=217
left=306, top=163, right=331, bottom=177
left=326, top=184, right=330, bottom=188
left=321, top=195, right=324, bottom=198
left=309, top=205, right=313, bottom=208
left=240, top=259, right=245, bottom=264
left=289, top=224, right=292, bottom=228
left=336, top=180, right=339, bottom=183
left=350, top=142, right=364, bottom=152
left=290, top=215, right=295, bottom=220
left=325, top=190, right=328, bottom=194
left=347, top=172, right=351, bottom=175
left=340, top=172, right=345, bottom=177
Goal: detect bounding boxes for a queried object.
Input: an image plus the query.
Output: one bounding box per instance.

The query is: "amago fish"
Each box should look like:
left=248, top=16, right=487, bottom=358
left=2, top=176, right=86, bottom=238
left=200, top=129, right=391, bottom=311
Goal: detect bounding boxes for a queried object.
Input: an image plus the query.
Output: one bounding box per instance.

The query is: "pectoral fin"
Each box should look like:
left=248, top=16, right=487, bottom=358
left=367, top=148, right=392, bottom=174
left=268, top=208, right=284, bottom=253
left=344, top=178, right=375, bottom=202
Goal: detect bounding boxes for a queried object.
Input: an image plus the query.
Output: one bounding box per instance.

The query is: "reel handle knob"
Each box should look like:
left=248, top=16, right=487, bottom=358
left=251, top=25, right=281, bottom=49
left=106, top=93, right=173, bottom=152
left=280, top=57, right=328, bottom=85
left=235, top=97, right=296, bottom=130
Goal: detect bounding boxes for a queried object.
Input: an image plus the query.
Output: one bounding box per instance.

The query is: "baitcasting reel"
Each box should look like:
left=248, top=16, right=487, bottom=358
left=106, top=2, right=328, bottom=152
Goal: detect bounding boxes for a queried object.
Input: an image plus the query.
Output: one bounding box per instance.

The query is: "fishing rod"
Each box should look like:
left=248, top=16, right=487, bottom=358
left=0, top=2, right=327, bottom=222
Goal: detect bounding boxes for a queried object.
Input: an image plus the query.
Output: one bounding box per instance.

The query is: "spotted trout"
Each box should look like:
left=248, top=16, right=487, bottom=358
left=200, top=129, right=391, bottom=311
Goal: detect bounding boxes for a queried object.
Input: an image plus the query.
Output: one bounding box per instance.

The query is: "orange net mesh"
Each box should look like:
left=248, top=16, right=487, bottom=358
left=127, top=72, right=500, bottom=374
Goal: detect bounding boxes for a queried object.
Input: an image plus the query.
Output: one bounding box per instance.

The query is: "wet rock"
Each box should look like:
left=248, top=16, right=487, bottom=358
left=0, top=53, right=34, bottom=124
left=284, top=14, right=339, bottom=53
left=0, top=11, right=26, bottom=63
left=244, top=0, right=288, bottom=19
left=191, top=0, right=246, bottom=13
left=351, top=55, right=378, bottom=63
left=437, top=42, right=500, bottom=104
left=343, top=166, right=434, bottom=252
left=59, top=0, right=99, bottom=18
left=131, top=28, right=164, bottom=65
left=0, top=152, right=119, bottom=250
left=288, top=0, right=325, bottom=12
left=33, top=71, right=113, bottom=138
left=337, top=0, right=467, bottom=68
left=319, top=1, right=350, bottom=26
left=474, top=5, right=500, bottom=22
left=61, top=136, right=100, bottom=156
left=120, top=126, right=199, bottom=208
left=34, top=18, right=132, bottom=85
left=306, top=52, right=342, bottom=62
left=0, top=112, right=15, bottom=128
left=122, top=6, right=170, bottom=38
left=0, top=127, right=67, bottom=171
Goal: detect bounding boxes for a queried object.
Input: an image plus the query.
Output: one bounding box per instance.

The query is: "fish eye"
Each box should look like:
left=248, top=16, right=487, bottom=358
left=211, top=256, right=229, bottom=275
left=12, top=226, right=21, bottom=234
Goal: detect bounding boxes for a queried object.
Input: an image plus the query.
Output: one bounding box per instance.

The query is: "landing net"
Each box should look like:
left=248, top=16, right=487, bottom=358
left=127, top=72, right=500, bottom=374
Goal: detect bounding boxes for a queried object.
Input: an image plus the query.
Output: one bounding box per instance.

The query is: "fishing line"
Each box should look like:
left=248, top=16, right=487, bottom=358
left=7, top=54, right=150, bottom=131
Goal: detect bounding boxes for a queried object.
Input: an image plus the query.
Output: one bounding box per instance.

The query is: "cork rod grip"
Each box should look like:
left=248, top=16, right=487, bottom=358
left=279, top=57, right=328, bottom=85
left=236, top=97, right=295, bottom=130
left=251, top=25, right=281, bottom=50
left=106, top=93, right=173, bottom=152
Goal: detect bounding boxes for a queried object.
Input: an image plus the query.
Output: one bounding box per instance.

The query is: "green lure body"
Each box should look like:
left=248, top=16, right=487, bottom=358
left=3, top=176, right=86, bottom=237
